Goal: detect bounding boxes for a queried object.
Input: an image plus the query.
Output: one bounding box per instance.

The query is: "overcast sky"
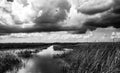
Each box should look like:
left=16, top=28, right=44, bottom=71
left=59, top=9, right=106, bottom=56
left=0, top=0, right=120, bottom=42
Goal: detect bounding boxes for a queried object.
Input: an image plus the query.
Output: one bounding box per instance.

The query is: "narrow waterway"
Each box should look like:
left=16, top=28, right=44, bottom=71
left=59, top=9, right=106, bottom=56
left=17, top=46, right=72, bottom=73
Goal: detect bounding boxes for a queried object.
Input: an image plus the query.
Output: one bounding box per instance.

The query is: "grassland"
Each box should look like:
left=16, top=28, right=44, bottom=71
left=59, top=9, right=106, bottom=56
left=0, top=42, right=120, bottom=73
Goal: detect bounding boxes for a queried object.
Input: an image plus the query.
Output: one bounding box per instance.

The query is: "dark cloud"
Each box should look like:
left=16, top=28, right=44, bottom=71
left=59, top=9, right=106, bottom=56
left=112, top=7, right=120, bottom=14
left=77, top=0, right=113, bottom=15
left=0, top=0, right=71, bottom=33
left=33, top=0, right=120, bottom=34
left=83, top=11, right=120, bottom=30
left=0, top=0, right=120, bottom=34
left=74, top=0, right=120, bottom=33
left=34, top=0, right=71, bottom=29
left=7, top=0, right=13, bottom=2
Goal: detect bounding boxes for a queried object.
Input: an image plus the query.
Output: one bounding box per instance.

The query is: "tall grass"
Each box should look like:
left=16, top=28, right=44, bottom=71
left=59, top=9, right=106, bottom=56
left=0, top=52, right=22, bottom=73
left=62, top=43, right=120, bottom=73
left=0, top=42, right=120, bottom=73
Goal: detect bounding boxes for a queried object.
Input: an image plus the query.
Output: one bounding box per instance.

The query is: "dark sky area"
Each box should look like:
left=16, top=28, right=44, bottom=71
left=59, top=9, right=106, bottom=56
left=0, top=0, right=120, bottom=34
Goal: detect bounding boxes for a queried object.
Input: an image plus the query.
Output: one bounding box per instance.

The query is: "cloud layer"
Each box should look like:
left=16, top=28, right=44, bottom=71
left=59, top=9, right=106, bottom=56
left=0, top=0, right=120, bottom=33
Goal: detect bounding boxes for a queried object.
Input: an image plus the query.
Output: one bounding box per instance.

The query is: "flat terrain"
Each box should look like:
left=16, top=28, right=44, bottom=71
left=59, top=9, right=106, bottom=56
left=0, top=42, right=120, bottom=73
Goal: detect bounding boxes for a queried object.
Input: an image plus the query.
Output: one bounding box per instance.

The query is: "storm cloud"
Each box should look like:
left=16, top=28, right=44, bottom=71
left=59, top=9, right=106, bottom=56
left=0, top=0, right=120, bottom=33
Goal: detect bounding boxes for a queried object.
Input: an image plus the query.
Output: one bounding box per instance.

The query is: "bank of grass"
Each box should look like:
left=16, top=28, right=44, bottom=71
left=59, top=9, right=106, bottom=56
left=0, top=52, right=22, bottom=73
left=0, top=49, right=39, bottom=73
left=62, top=43, right=120, bottom=73
left=0, top=42, right=120, bottom=73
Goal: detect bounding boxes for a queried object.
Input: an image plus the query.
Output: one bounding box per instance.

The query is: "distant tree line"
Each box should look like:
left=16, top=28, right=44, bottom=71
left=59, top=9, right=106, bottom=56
left=0, top=42, right=120, bottom=50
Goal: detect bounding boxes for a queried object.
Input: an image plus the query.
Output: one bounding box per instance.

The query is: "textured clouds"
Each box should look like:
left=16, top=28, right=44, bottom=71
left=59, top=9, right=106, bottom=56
left=77, top=0, right=113, bottom=15
left=0, top=0, right=120, bottom=33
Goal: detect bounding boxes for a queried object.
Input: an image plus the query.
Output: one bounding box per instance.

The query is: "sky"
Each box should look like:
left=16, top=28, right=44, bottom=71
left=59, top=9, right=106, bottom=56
left=0, top=0, right=120, bottom=42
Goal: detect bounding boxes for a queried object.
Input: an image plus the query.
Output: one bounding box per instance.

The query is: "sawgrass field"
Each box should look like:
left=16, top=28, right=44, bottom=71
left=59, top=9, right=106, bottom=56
left=0, top=42, right=120, bottom=73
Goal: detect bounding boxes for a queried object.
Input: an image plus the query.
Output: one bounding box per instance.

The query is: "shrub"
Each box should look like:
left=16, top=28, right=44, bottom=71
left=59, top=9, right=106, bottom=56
left=17, top=50, right=33, bottom=59
left=0, top=52, right=22, bottom=73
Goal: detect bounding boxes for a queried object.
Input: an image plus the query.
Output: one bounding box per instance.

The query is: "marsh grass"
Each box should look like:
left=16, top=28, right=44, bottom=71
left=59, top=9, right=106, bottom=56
left=0, top=52, right=22, bottom=73
left=62, top=43, right=120, bottom=73
left=0, top=42, right=120, bottom=73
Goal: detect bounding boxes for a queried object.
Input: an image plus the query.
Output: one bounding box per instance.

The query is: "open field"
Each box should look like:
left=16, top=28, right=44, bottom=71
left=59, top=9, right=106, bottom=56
left=0, top=42, right=120, bottom=73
